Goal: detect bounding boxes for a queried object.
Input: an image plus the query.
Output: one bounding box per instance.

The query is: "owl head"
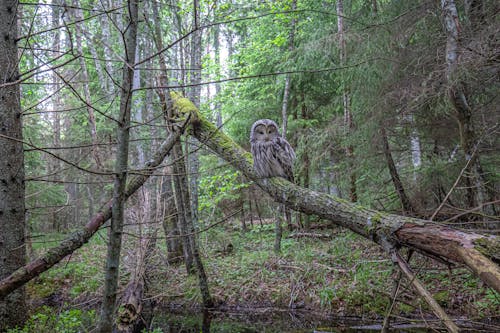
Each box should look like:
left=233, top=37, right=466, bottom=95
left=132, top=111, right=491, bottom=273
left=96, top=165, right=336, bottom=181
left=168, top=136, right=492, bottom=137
left=250, top=119, right=281, bottom=143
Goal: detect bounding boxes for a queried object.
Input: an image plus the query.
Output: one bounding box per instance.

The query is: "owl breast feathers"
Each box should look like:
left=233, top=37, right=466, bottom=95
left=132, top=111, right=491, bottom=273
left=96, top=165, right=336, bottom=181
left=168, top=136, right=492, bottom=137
left=250, top=119, right=296, bottom=182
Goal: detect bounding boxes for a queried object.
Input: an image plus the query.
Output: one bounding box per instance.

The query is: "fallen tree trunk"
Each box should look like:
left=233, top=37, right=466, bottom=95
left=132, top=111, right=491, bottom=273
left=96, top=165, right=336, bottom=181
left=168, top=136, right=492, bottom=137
left=117, top=230, right=156, bottom=333
left=117, top=278, right=145, bottom=333
left=1, top=92, right=498, bottom=305
left=171, top=92, right=500, bottom=293
left=288, top=233, right=332, bottom=240
left=390, top=249, right=459, bottom=333
left=0, top=118, right=188, bottom=300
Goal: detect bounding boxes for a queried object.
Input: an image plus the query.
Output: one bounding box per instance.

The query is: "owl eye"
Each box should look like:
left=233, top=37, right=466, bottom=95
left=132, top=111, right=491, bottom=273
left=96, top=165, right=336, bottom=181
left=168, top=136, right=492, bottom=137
left=258, top=130, right=264, bottom=135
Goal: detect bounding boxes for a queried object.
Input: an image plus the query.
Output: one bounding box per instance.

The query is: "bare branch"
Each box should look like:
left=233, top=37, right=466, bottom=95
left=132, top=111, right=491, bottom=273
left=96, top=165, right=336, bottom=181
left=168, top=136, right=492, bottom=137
left=0, top=118, right=188, bottom=299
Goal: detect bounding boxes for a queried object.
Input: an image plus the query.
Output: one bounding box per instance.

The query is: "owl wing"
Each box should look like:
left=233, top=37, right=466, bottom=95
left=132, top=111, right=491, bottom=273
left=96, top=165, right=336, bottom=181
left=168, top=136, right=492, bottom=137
left=276, top=137, right=296, bottom=182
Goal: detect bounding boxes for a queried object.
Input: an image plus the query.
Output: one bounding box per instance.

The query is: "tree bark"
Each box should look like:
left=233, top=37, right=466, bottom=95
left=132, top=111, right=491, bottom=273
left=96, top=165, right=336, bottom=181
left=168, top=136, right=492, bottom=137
left=171, top=144, right=195, bottom=273
left=184, top=0, right=212, bottom=308
left=170, top=92, right=500, bottom=293
left=279, top=0, right=297, bottom=235
left=406, top=114, right=422, bottom=181
left=281, top=0, right=297, bottom=138
left=187, top=0, right=202, bottom=255
left=299, top=97, right=311, bottom=230
left=380, top=127, right=414, bottom=214
left=188, top=0, right=202, bottom=108
left=98, top=0, right=115, bottom=96
left=150, top=0, right=195, bottom=274
left=441, top=0, right=487, bottom=211
left=336, top=0, right=357, bottom=202
left=161, top=171, right=183, bottom=264
left=170, top=142, right=212, bottom=306
left=0, top=0, right=27, bottom=329
left=171, top=117, right=213, bottom=309
left=148, top=0, right=184, bottom=265
left=98, top=1, right=139, bottom=330
left=150, top=2, right=211, bottom=304
left=116, top=229, right=156, bottom=333
left=213, top=2, right=222, bottom=128
left=274, top=209, right=283, bottom=254
left=49, top=0, right=63, bottom=231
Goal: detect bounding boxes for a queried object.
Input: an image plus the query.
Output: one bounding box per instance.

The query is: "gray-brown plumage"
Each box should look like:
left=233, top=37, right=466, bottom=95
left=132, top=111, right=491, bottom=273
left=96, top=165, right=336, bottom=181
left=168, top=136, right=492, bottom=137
left=250, top=119, right=295, bottom=182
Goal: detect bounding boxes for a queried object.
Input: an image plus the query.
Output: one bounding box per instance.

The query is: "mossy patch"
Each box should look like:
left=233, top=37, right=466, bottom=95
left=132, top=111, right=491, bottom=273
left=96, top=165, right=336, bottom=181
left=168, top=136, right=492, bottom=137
left=474, top=236, right=500, bottom=261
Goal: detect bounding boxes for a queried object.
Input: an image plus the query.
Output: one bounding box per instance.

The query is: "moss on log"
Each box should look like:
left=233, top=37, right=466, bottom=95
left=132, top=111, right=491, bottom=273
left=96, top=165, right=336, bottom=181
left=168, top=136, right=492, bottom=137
left=171, top=92, right=500, bottom=293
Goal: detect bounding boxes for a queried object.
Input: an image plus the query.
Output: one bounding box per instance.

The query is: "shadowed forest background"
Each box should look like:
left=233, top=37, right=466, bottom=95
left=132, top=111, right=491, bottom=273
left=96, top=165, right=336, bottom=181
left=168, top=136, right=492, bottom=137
left=0, top=0, right=498, bottom=332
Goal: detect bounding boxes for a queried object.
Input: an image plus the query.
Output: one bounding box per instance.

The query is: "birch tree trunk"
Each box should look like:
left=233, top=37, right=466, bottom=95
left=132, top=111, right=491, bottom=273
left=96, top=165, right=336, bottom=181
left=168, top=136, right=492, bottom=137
left=279, top=0, right=297, bottom=235
left=441, top=0, right=488, bottom=212
left=408, top=115, right=422, bottom=182
left=98, top=1, right=139, bottom=331
left=0, top=0, right=27, bottom=329
left=281, top=0, right=296, bottom=138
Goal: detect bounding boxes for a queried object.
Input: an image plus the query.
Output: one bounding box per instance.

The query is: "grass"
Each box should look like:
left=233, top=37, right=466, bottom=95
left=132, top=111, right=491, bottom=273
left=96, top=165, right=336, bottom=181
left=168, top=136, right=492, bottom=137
left=16, top=220, right=500, bottom=332
left=151, top=221, right=499, bottom=320
left=152, top=220, right=496, bottom=318
left=6, top=306, right=97, bottom=333
left=27, top=229, right=107, bottom=301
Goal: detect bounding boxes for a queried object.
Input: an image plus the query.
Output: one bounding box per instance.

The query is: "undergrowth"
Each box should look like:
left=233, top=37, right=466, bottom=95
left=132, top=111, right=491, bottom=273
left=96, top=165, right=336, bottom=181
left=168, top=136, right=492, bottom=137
left=6, top=306, right=96, bottom=333
left=14, top=221, right=500, bottom=332
left=150, top=221, right=499, bottom=320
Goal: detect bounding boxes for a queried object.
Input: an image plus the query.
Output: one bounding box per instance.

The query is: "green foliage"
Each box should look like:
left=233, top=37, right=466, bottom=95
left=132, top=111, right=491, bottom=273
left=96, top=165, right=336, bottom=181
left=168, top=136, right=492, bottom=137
left=143, top=328, right=164, bottom=333
left=198, top=156, right=249, bottom=218
left=6, top=306, right=96, bottom=333
left=433, top=290, right=451, bottom=307
left=212, top=0, right=499, bottom=212
left=24, top=228, right=498, bottom=326
left=29, top=231, right=105, bottom=300
left=476, top=289, right=500, bottom=316
left=199, top=161, right=249, bottom=217
left=147, top=224, right=492, bottom=320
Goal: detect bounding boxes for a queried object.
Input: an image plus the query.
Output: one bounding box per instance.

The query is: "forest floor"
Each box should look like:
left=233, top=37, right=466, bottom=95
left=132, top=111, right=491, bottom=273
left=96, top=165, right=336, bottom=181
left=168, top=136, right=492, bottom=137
left=18, top=218, right=500, bottom=332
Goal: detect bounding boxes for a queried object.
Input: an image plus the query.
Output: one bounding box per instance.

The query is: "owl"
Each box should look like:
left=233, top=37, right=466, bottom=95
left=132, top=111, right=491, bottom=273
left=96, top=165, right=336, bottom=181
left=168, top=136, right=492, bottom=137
left=250, top=119, right=295, bottom=182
